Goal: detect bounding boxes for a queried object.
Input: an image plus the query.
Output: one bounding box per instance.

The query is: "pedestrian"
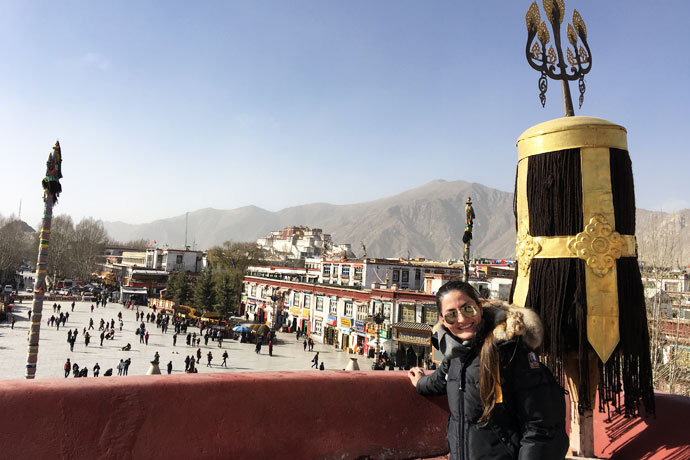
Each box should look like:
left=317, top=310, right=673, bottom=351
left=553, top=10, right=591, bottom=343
left=407, top=280, right=568, bottom=460
left=140, top=329, right=145, bottom=344
left=90, top=304, right=94, bottom=313
left=64, top=358, right=71, bottom=378
left=153, top=351, right=160, bottom=363
left=311, top=352, right=319, bottom=368
left=84, top=332, right=90, bottom=347
left=196, top=347, right=201, bottom=363
left=255, top=341, right=262, bottom=354
left=88, top=318, right=94, bottom=330
left=268, top=340, right=273, bottom=357
left=119, top=319, right=123, bottom=331
left=69, top=336, right=75, bottom=352
left=184, top=355, right=190, bottom=372
left=117, top=359, right=124, bottom=376
left=72, top=363, right=80, bottom=377
left=100, top=330, right=105, bottom=346
left=186, top=333, right=191, bottom=346
left=319, top=362, right=325, bottom=371
left=204, top=334, right=209, bottom=346
left=222, top=351, right=228, bottom=367
left=167, top=361, right=173, bottom=375
left=218, top=336, right=223, bottom=348
left=196, top=337, right=200, bottom=347
left=173, top=333, right=177, bottom=346
left=123, top=358, right=130, bottom=376
left=303, top=339, right=307, bottom=352
left=206, top=351, right=213, bottom=367
left=93, top=362, right=100, bottom=377
left=71, top=301, right=75, bottom=312
left=10, top=315, right=15, bottom=329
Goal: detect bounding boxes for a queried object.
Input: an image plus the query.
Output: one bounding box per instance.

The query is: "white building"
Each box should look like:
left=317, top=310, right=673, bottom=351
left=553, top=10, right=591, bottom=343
left=145, top=248, right=204, bottom=273
left=257, top=226, right=354, bottom=260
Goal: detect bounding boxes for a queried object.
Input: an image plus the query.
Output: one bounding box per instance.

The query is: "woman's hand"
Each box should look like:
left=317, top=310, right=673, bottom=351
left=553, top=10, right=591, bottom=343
left=407, top=367, right=425, bottom=388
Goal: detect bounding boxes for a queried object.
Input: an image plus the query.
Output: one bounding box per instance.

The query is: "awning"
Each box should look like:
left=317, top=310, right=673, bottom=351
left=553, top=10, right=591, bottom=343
left=366, top=338, right=390, bottom=346
left=391, top=322, right=433, bottom=332
left=121, top=287, right=148, bottom=295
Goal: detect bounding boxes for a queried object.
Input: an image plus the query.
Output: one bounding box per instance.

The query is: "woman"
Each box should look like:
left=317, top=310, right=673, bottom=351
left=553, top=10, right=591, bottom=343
left=408, top=280, right=568, bottom=460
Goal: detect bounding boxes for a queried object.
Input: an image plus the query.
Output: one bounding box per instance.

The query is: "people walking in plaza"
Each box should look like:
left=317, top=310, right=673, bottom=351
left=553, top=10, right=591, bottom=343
left=173, top=333, right=177, bottom=346
left=184, top=355, right=191, bottom=372
left=186, top=333, right=191, bottom=346
left=11, top=315, right=15, bottom=329
left=93, top=363, right=100, bottom=377
left=218, top=336, right=223, bottom=348
left=84, top=332, right=90, bottom=347
left=255, top=341, right=262, bottom=354
left=153, top=351, right=160, bottom=364
left=222, top=351, right=228, bottom=367
left=90, top=304, right=94, bottom=313
left=303, top=339, right=307, bottom=352
left=88, top=318, right=94, bottom=330
left=311, top=352, right=319, bottom=368
left=100, top=331, right=105, bottom=346
left=123, top=358, right=131, bottom=375
left=308, top=338, right=314, bottom=351
left=139, top=329, right=145, bottom=344
left=268, top=340, right=273, bottom=357
left=196, top=347, right=201, bottom=363
left=167, top=361, right=173, bottom=374
left=119, top=319, right=123, bottom=331
left=206, top=351, right=213, bottom=367
left=145, top=330, right=150, bottom=345
left=72, top=362, right=79, bottom=377
left=64, top=358, right=71, bottom=378
left=204, top=334, right=209, bottom=346
left=71, top=301, right=75, bottom=312
left=117, top=359, right=124, bottom=376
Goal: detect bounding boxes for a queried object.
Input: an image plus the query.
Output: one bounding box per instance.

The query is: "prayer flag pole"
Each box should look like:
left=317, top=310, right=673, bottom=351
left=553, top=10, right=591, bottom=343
left=25, top=141, right=62, bottom=379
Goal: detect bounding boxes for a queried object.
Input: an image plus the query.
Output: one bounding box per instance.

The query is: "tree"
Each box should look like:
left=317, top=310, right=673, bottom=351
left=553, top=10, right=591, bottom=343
left=165, top=271, right=192, bottom=306
left=41, top=215, right=75, bottom=286
left=71, top=218, right=109, bottom=281
left=214, top=269, right=241, bottom=317
left=193, top=269, right=215, bottom=312
left=206, top=241, right=265, bottom=316
left=0, top=217, right=31, bottom=285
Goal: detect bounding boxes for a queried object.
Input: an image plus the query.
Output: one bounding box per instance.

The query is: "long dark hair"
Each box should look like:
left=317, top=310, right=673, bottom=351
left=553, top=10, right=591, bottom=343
left=436, top=280, right=498, bottom=425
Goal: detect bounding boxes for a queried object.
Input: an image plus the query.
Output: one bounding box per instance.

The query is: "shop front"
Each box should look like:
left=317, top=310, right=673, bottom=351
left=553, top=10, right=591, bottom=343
left=324, top=316, right=338, bottom=346
left=392, top=322, right=432, bottom=369
left=339, top=317, right=354, bottom=352
left=353, top=320, right=367, bottom=355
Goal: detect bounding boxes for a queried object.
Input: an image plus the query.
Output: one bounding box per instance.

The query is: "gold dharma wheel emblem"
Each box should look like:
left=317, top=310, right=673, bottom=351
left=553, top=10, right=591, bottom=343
left=568, top=215, right=623, bottom=277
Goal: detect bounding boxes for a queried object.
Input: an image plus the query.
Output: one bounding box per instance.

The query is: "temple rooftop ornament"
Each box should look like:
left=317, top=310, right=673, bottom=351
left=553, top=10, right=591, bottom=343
left=525, top=0, right=591, bottom=116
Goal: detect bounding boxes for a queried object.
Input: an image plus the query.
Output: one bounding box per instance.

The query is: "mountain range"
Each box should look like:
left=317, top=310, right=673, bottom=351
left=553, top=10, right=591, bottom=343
left=102, top=179, right=690, bottom=263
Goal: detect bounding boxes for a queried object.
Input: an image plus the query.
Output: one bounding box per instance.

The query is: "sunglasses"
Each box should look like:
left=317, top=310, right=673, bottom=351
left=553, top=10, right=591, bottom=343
left=443, top=304, right=478, bottom=324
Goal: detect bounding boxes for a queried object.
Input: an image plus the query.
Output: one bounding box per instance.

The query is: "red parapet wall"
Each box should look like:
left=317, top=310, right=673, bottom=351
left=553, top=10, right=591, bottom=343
left=0, top=371, right=450, bottom=460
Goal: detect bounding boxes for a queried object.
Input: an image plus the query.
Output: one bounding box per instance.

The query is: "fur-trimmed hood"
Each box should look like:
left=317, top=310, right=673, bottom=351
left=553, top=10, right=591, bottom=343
left=432, top=301, right=544, bottom=360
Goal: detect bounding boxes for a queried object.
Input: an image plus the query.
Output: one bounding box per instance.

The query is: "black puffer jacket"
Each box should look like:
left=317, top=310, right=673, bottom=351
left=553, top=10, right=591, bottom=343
left=416, top=304, right=568, bottom=460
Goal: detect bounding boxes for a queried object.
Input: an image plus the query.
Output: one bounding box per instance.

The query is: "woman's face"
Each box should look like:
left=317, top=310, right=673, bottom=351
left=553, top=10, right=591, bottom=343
left=440, top=289, right=482, bottom=340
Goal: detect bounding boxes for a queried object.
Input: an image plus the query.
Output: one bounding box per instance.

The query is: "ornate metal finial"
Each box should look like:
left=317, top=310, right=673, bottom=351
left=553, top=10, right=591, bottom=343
left=525, top=0, right=591, bottom=116
left=41, top=140, right=63, bottom=203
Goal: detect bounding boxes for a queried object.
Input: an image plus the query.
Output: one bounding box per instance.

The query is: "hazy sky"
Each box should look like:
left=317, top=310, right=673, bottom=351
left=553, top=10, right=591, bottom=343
left=1, top=1, right=688, bottom=227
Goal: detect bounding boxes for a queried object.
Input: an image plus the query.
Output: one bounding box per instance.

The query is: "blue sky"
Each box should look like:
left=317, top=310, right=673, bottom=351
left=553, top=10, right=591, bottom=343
left=1, top=1, right=688, bottom=227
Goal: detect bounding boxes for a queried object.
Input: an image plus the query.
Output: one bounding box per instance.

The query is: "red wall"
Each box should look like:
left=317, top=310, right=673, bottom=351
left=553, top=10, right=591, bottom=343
left=0, top=371, right=449, bottom=460
left=1, top=371, right=687, bottom=460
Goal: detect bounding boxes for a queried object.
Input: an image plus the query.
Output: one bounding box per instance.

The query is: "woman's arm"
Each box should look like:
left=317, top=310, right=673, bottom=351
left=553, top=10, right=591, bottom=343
left=408, top=360, right=449, bottom=396
left=509, top=349, right=569, bottom=460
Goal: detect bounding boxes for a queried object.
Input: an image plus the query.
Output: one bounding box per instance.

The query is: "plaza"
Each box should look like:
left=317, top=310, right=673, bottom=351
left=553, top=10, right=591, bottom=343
left=0, top=299, right=376, bottom=380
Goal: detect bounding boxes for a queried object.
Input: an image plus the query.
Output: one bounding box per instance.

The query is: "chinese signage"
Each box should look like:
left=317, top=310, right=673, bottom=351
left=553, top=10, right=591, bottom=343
left=354, top=320, right=366, bottom=333
left=340, top=317, right=352, bottom=328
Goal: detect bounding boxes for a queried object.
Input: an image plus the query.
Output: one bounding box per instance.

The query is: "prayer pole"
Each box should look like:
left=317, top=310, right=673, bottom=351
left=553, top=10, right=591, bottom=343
left=25, top=141, right=62, bottom=379
left=462, top=197, right=475, bottom=282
